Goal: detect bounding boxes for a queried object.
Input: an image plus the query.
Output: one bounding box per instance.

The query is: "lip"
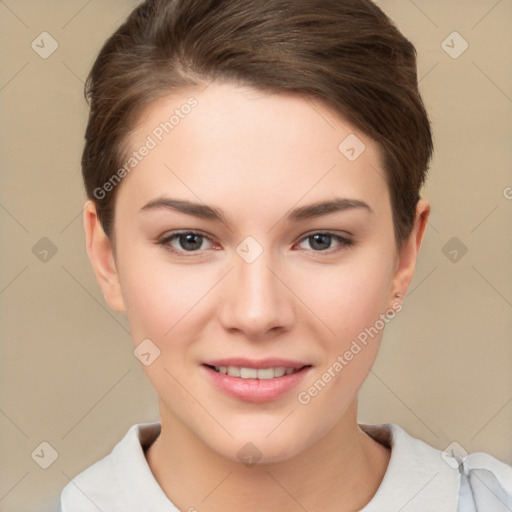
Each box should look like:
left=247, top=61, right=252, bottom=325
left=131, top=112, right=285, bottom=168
left=203, top=357, right=309, bottom=369
left=201, top=358, right=312, bottom=403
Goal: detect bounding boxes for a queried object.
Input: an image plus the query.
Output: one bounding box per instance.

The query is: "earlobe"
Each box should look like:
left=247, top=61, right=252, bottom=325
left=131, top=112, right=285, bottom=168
left=83, top=201, right=126, bottom=312
left=391, top=199, right=430, bottom=302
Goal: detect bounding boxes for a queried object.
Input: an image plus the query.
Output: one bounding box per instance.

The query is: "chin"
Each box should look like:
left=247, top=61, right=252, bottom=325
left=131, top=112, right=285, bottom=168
left=199, top=416, right=324, bottom=467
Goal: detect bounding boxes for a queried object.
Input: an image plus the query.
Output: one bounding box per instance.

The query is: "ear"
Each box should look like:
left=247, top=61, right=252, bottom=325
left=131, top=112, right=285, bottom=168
left=391, top=199, right=430, bottom=301
left=83, top=200, right=126, bottom=312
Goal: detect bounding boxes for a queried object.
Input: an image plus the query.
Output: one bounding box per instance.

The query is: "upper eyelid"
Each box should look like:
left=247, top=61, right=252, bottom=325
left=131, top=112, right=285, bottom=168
left=160, top=230, right=215, bottom=243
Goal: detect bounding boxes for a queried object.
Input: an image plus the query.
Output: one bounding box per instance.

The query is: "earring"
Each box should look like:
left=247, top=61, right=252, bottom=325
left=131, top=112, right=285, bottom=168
left=395, top=292, right=402, bottom=298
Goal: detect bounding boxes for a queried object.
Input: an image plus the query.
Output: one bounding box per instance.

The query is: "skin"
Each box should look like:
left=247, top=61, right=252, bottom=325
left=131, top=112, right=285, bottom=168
left=84, top=81, right=429, bottom=511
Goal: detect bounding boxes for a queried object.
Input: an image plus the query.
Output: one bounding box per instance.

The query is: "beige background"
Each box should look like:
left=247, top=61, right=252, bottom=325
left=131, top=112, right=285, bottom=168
left=1, top=1, right=511, bottom=511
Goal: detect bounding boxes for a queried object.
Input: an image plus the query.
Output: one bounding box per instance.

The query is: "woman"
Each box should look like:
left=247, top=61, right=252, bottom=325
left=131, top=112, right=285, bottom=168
left=60, top=0, right=512, bottom=510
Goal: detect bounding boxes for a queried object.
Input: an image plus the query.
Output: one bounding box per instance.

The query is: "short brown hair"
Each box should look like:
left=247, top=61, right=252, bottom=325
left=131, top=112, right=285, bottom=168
left=82, top=0, right=433, bottom=247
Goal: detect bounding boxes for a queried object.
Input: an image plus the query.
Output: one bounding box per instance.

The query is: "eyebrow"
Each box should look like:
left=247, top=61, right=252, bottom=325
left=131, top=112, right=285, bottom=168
left=140, top=197, right=373, bottom=225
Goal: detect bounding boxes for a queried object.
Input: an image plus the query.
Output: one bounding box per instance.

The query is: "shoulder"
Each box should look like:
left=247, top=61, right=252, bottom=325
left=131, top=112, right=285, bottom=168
left=60, top=445, right=117, bottom=511
left=359, top=423, right=512, bottom=511
left=453, top=448, right=512, bottom=510
left=59, top=422, right=175, bottom=512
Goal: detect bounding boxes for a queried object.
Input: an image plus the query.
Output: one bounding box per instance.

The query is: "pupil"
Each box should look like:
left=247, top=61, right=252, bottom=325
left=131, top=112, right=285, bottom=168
left=181, top=234, right=202, bottom=251
left=311, top=234, right=330, bottom=251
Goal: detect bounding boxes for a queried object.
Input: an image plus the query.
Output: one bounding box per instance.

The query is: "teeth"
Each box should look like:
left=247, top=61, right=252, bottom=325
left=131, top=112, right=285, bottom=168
left=213, top=365, right=299, bottom=379
left=227, top=366, right=240, bottom=377
left=240, top=367, right=258, bottom=379
left=274, top=367, right=286, bottom=378
left=257, top=368, right=274, bottom=380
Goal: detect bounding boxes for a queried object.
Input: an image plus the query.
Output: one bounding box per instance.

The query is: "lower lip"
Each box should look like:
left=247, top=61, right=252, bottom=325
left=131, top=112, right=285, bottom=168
left=202, top=365, right=311, bottom=403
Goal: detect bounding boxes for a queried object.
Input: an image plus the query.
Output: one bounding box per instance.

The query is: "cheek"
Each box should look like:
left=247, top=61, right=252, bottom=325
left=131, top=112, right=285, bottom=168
left=117, top=255, right=218, bottom=398
left=121, top=262, right=218, bottom=344
left=293, top=275, right=391, bottom=442
left=291, top=250, right=395, bottom=405
left=294, top=255, right=395, bottom=344
left=119, top=238, right=396, bottom=349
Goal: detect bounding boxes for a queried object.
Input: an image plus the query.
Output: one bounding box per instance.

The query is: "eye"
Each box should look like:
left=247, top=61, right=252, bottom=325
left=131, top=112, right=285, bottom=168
left=156, top=231, right=216, bottom=255
left=156, top=230, right=354, bottom=257
left=296, top=232, right=354, bottom=254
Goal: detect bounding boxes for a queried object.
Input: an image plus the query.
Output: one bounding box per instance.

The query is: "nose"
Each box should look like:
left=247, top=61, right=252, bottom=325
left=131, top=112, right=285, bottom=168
left=218, top=248, right=295, bottom=340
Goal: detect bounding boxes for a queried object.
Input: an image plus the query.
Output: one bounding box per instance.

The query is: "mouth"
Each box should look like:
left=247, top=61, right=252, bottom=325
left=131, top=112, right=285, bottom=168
left=201, top=359, right=312, bottom=403
left=205, top=364, right=307, bottom=379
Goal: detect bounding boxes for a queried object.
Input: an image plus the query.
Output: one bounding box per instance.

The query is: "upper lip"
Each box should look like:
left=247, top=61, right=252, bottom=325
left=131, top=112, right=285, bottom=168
left=202, top=358, right=310, bottom=369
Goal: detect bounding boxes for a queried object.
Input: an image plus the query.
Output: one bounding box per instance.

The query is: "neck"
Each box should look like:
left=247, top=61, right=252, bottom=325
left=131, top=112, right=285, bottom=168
left=145, top=400, right=390, bottom=512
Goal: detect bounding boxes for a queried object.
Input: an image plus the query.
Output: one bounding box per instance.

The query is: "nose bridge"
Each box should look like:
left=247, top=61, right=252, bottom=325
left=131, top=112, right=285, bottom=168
left=219, top=239, right=293, bottom=336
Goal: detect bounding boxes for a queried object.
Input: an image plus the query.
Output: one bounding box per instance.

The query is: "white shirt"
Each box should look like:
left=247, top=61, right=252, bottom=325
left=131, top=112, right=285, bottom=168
left=60, top=422, right=512, bottom=511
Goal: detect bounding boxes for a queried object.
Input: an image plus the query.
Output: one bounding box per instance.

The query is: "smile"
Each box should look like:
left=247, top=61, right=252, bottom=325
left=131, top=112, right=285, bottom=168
left=209, top=365, right=301, bottom=379
left=202, top=360, right=312, bottom=403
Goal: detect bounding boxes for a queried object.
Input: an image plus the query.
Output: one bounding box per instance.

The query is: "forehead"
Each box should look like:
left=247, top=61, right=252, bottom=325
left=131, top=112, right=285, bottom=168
left=119, top=81, right=389, bottom=219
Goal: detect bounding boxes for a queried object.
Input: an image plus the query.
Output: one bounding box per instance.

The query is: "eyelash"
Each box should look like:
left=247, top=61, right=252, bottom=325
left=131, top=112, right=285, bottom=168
left=156, top=230, right=354, bottom=257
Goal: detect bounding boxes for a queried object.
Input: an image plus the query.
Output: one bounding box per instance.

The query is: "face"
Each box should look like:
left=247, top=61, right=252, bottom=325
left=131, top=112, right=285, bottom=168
left=87, top=81, right=424, bottom=464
